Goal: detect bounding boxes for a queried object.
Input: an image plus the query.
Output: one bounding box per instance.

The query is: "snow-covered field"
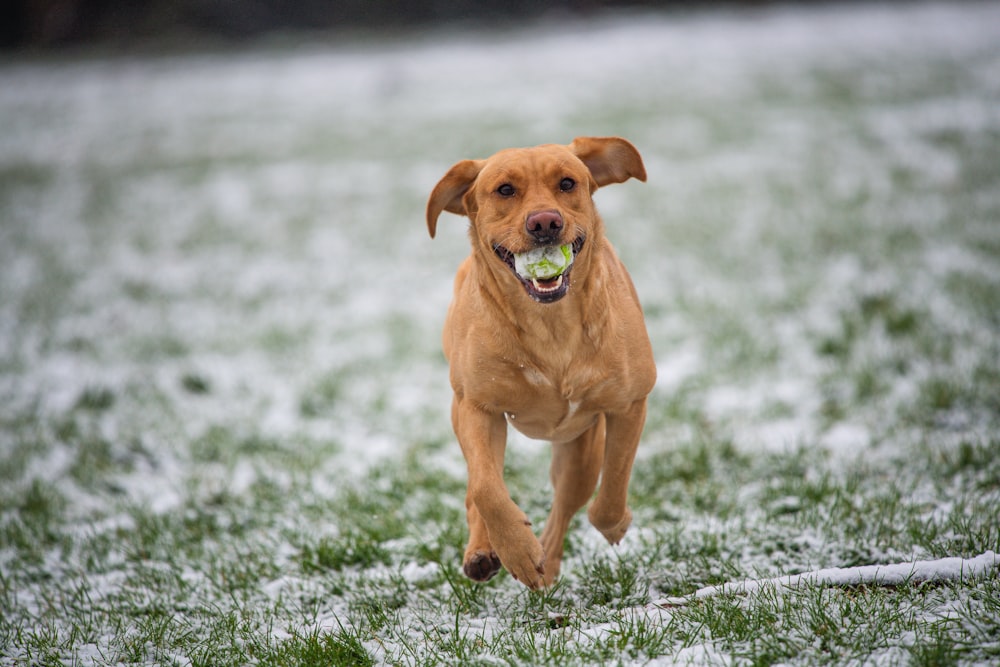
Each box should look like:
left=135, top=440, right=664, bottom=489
left=2, top=2, right=999, bottom=665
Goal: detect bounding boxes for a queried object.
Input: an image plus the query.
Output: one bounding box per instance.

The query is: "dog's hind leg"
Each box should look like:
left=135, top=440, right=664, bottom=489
left=539, top=415, right=606, bottom=586
left=588, top=399, right=646, bottom=545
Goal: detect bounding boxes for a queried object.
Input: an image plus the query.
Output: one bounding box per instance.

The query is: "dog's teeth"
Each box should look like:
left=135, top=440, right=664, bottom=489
left=531, top=275, right=564, bottom=292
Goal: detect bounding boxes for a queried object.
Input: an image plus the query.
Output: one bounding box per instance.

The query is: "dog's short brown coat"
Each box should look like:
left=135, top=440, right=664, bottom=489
left=426, top=137, right=655, bottom=588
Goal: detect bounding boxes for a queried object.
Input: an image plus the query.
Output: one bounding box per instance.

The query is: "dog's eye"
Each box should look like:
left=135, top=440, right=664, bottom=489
left=559, top=177, right=576, bottom=192
left=497, top=183, right=516, bottom=197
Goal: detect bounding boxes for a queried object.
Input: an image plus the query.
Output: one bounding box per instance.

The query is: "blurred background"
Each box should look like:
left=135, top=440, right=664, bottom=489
left=4, top=0, right=888, bottom=51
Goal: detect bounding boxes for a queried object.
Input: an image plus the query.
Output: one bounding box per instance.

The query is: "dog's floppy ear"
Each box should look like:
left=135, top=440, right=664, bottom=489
left=569, top=136, right=647, bottom=189
left=426, top=159, right=485, bottom=238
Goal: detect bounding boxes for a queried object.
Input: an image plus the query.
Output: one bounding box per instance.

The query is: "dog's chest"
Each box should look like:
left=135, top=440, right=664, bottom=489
left=498, top=361, right=614, bottom=440
left=516, top=359, right=603, bottom=396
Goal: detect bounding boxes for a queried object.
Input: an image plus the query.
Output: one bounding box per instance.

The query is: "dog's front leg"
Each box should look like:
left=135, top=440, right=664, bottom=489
left=587, top=398, right=648, bottom=545
left=452, top=396, right=546, bottom=589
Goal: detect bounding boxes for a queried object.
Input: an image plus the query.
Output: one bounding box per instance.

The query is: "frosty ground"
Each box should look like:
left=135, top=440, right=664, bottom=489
left=2, top=2, right=999, bottom=665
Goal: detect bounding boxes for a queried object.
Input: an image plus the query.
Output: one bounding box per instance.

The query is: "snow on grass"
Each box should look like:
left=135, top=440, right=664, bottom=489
left=2, top=1, right=1000, bottom=665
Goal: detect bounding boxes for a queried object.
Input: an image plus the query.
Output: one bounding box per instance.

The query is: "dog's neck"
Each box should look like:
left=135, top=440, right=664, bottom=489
left=472, top=241, right=613, bottom=356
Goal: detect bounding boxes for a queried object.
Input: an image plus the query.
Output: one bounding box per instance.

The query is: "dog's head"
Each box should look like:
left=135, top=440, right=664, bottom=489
left=426, top=136, right=646, bottom=303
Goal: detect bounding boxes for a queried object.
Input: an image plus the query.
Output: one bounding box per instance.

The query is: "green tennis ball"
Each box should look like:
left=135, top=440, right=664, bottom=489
left=514, top=244, right=574, bottom=280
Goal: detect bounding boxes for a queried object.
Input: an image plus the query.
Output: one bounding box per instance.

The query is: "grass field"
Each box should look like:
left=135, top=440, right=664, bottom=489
left=2, top=2, right=1000, bottom=665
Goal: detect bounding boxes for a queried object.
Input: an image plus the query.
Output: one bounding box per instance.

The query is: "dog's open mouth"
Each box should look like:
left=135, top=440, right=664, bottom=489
left=494, top=236, right=585, bottom=303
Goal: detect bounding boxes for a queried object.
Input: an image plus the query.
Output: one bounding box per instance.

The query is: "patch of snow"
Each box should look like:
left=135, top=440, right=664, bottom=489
left=654, top=342, right=702, bottom=393
left=821, top=422, right=871, bottom=457
left=667, top=643, right=734, bottom=666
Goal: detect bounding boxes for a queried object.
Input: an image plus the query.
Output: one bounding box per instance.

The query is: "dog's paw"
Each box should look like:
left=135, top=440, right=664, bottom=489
left=539, top=535, right=565, bottom=587
left=540, top=563, right=562, bottom=588
left=588, top=505, right=632, bottom=545
left=494, top=521, right=547, bottom=589
left=503, top=547, right=546, bottom=590
left=463, top=550, right=502, bottom=582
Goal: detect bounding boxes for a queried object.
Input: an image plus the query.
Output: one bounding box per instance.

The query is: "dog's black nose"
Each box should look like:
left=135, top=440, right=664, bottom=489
left=526, top=210, right=564, bottom=243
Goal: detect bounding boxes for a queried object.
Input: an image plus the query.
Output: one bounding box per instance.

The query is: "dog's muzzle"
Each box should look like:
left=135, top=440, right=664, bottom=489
left=494, top=236, right=586, bottom=303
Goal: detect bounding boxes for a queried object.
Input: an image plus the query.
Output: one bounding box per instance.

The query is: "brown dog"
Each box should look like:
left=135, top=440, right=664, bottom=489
left=426, top=136, right=656, bottom=589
